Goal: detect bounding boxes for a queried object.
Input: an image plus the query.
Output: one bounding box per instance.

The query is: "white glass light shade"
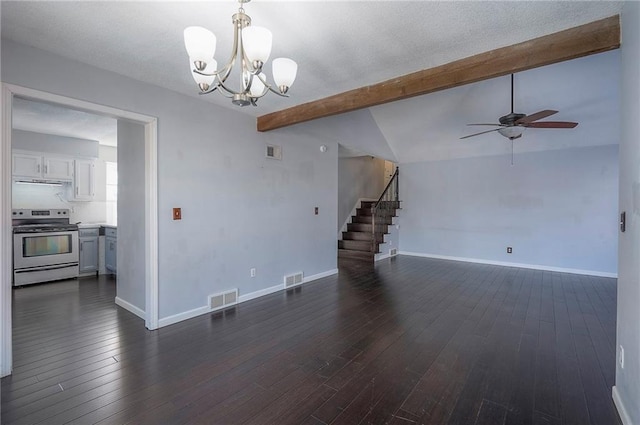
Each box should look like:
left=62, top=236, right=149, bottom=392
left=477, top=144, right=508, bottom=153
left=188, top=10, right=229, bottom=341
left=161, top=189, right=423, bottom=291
left=498, top=126, right=525, bottom=139
left=184, top=26, right=217, bottom=65
left=272, top=58, right=297, bottom=88
left=242, top=26, right=272, bottom=63
left=250, top=73, right=266, bottom=97
left=190, top=58, right=217, bottom=86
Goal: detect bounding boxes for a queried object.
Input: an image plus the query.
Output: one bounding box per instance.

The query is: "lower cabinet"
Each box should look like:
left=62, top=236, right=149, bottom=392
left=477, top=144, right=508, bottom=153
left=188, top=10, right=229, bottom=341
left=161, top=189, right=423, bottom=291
left=79, top=228, right=99, bottom=274
left=105, top=227, right=117, bottom=275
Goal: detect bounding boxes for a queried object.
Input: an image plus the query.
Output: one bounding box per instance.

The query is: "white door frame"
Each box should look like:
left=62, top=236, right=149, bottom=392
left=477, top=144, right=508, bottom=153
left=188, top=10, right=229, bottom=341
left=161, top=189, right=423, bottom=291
left=0, top=83, right=159, bottom=377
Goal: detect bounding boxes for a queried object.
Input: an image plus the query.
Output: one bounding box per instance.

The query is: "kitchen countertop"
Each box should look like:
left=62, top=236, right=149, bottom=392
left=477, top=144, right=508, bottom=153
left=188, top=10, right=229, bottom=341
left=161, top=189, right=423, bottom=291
left=77, top=223, right=117, bottom=229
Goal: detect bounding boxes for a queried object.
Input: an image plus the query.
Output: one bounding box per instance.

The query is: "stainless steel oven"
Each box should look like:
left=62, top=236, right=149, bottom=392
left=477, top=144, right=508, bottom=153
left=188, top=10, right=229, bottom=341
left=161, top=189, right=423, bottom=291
left=12, top=209, right=79, bottom=286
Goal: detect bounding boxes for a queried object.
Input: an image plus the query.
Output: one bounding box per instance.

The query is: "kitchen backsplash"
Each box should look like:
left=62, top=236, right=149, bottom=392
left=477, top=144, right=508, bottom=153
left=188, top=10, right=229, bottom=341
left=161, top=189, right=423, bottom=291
left=12, top=182, right=108, bottom=224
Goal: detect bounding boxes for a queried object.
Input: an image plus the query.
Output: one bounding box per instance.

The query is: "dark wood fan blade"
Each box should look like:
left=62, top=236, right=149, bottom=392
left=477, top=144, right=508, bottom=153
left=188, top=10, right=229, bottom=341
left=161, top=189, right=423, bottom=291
left=516, top=110, right=558, bottom=124
left=525, top=121, right=578, bottom=128
left=460, top=128, right=501, bottom=139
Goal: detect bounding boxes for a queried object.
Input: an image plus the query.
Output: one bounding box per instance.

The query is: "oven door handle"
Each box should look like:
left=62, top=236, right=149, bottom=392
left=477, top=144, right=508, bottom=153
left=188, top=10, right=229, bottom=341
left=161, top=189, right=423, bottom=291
left=14, top=262, right=79, bottom=273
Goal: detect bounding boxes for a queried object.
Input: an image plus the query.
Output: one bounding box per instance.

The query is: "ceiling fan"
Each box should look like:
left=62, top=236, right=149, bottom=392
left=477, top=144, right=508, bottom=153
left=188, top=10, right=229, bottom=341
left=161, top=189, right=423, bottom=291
left=460, top=74, right=578, bottom=141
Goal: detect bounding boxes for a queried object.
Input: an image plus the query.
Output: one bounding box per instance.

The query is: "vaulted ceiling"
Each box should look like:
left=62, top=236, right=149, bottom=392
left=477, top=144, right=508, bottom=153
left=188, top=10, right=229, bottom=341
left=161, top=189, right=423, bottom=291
left=1, top=1, right=624, bottom=161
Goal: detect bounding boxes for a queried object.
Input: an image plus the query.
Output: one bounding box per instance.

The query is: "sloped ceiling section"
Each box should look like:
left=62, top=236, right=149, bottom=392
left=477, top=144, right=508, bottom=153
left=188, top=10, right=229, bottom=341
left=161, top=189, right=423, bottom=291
left=369, top=50, right=620, bottom=164
left=272, top=108, right=397, bottom=162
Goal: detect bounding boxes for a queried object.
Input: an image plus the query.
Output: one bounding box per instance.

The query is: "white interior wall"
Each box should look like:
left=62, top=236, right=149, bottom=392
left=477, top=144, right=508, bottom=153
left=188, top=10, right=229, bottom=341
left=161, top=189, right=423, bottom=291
left=338, top=155, right=385, bottom=232
left=1, top=39, right=339, bottom=323
left=115, top=120, right=145, bottom=311
left=12, top=129, right=99, bottom=157
left=399, top=144, right=619, bottom=276
left=614, top=3, right=640, bottom=424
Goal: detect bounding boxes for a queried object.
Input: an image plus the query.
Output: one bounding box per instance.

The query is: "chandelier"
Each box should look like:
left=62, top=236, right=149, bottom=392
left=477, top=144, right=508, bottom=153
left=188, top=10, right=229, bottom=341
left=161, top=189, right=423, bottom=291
left=183, top=0, right=298, bottom=107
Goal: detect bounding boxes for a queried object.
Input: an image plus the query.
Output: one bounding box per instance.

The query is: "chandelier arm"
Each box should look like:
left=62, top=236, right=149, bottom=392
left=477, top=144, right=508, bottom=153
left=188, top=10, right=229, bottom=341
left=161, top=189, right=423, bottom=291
left=197, top=86, right=219, bottom=95
left=215, top=76, right=245, bottom=97
left=215, top=20, right=242, bottom=85
left=247, top=73, right=283, bottom=99
left=264, top=85, right=290, bottom=98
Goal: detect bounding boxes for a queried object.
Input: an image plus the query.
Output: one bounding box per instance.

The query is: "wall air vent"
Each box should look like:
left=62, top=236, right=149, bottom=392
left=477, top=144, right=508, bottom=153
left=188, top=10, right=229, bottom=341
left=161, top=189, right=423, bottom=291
left=266, top=144, right=282, bottom=160
left=208, top=288, right=239, bottom=311
left=284, top=272, right=304, bottom=288
left=390, top=248, right=398, bottom=256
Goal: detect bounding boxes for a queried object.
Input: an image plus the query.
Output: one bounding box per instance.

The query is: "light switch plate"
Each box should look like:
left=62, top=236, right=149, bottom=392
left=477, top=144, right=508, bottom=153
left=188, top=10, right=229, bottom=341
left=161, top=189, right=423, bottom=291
left=173, top=208, right=182, bottom=220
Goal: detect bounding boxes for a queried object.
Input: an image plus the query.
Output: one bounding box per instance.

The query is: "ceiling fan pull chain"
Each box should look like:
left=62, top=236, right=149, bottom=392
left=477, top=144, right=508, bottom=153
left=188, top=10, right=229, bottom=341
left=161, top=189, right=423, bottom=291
left=511, top=139, right=514, bottom=166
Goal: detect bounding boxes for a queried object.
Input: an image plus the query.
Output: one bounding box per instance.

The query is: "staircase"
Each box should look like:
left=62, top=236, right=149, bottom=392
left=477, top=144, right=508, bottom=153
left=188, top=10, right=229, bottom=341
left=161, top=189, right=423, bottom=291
left=338, top=168, right=400, bottom=262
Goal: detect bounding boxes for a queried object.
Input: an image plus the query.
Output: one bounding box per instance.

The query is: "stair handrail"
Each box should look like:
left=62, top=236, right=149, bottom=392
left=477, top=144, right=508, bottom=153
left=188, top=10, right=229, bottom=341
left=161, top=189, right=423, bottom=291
left=371, top=167, right=399, bottom=253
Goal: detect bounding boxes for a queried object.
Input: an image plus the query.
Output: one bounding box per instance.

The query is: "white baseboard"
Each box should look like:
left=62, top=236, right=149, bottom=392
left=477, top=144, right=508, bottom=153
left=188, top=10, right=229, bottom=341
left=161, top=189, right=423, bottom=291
left=158, top=305, right=209, bottom=328
left=375, top=253, right=391, bottom=261
left=158, top=268, right=339, bottom=328
left=238, top=283, right=284, bottom=303
left=114, top=296, right=145, bottom=320
left=398, top=251, right=618, bottom=278
left=612, top=386, right=633, bottom=425
left=304, top=268, right=338, bottom=283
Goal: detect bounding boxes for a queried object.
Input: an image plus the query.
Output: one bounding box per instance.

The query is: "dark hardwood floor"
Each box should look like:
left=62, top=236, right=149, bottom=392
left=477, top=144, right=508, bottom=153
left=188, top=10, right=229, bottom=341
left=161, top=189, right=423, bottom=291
left=1, top=257, right=621, bottom=425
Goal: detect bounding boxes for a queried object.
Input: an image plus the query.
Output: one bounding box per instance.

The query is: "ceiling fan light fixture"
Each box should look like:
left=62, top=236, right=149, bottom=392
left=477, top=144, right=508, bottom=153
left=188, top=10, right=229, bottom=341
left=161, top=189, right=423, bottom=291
left=498, top=126, right=525, bottom=140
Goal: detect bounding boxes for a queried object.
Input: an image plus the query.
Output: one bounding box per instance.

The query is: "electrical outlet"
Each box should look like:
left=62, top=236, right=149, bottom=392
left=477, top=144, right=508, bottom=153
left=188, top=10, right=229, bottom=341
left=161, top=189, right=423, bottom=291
left=619, top=345, right=624, bottom=369
left=507, top=247, right=513, bottom=254
left=314, top=207, right=319, bottom=215
left=250, top=268, right=256, bottom=278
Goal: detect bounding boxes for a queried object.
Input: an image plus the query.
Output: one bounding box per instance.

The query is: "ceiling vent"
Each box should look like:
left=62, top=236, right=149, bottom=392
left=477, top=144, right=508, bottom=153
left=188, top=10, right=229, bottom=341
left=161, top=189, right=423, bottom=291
left=208, top=289, right=238, bottom=311
left=284, top=272, right=303, bottom=288
left=266, top=144, right=282, bottom=160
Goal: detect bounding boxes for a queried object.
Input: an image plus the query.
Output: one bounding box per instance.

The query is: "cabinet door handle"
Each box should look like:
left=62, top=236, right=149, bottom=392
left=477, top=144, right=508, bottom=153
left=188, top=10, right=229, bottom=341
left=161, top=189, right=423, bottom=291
left=37, top=164, right=41, bottom=173
left=44, top=164, right=48, bottom=174
left=76, top=187, right=79, bottom=196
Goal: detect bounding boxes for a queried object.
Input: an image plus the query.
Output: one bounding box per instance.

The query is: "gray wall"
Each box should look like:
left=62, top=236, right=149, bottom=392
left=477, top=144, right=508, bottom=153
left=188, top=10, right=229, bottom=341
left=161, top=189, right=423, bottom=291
left=399, top=144, right=619, bottom=275
left=12, top=129, right=99, bottom=158
left=1, top=39, right=338, bottom=320
left=338, top=155, right=385, bottom=232
left=116, top=120, right=145, bottom=311
left=616, top=3, right=640, bottom=423
left=281, top=108, right=397, bottom=162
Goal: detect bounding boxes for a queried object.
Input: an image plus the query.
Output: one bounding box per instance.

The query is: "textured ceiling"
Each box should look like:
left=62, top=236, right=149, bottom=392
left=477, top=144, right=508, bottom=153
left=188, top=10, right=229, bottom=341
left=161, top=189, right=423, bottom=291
left=1, top=1, right=624, bottom=160
left=12, top=98, right=118, bottom=147
left=0, top=1, right=623, bottom=118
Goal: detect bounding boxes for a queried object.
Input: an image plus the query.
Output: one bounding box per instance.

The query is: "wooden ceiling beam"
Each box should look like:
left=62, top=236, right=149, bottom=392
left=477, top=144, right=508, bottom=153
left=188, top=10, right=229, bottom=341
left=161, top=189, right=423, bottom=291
left=257, top=15, right=620, bottom=132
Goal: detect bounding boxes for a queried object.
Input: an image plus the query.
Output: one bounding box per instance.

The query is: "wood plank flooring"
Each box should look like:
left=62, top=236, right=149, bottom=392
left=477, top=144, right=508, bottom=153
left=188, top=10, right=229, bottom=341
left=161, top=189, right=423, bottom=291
left=1, top=257, right=622, bottom=424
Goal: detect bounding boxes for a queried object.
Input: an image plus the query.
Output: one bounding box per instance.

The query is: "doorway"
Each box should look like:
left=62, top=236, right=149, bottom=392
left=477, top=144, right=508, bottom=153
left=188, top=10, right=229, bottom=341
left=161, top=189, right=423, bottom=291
left=1, top=84, right=159, bottom=378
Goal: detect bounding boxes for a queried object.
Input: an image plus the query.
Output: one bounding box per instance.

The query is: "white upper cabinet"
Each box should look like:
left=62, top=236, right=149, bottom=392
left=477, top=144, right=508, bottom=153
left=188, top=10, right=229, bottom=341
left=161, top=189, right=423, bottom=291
left=73, top=159, right=96, bottom=201
left=44, top=156, right=74, bottom=180
left=12, top=152, right=43, bottom=179
left=12, top=152, right=74, bottom=182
